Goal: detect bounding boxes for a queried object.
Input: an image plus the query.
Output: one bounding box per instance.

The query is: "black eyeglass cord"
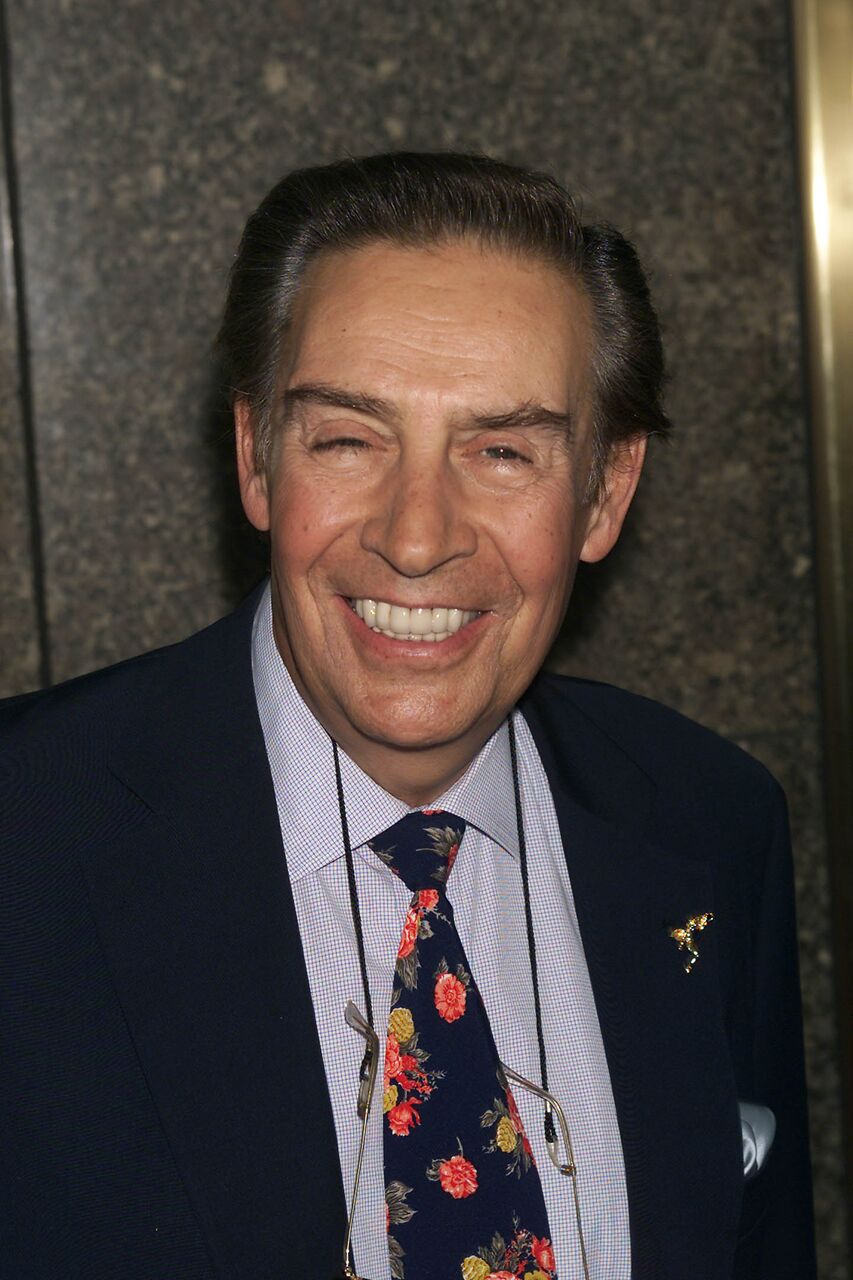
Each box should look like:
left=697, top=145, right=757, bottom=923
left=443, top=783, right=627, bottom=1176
left=508, top=713, right=557, bottom=1145
left=332, top=711, right=555, bottom=1148
left=333, top=739, right=374, bottom=1089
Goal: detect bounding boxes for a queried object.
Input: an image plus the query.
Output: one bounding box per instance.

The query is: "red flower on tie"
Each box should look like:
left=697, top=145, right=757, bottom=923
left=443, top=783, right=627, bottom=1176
left=397, top=907, right=419, bottom=958
left=532, top=1236, right=556, bottom=1273
left=437, top=1153, right=478, bottom=1198
left=419, top=888, right=439, bottom=910
left=384, top=1034, right=403, bottom=1088
left=387, top=1098, right=421, bottom=1136
left=434, top=971, right=467, bottom=1021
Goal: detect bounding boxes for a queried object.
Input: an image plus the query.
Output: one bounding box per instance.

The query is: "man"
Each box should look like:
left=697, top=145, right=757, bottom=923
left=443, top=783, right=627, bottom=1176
left=1, top=153, right=815, bottom=1279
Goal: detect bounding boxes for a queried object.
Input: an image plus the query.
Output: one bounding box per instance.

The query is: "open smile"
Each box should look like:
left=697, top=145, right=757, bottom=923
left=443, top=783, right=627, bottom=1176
left=347, top=597, right=482, bottom=643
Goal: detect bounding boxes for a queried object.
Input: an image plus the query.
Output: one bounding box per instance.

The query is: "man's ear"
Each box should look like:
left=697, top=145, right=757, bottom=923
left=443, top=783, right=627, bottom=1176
left=234, top=398, right=271, bottom=533
left=580, top=434, right=647, bottom=564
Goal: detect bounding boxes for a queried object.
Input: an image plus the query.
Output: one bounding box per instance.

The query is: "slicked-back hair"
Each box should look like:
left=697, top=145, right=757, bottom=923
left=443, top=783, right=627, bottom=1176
left=216, top=151, right=671, bottom=498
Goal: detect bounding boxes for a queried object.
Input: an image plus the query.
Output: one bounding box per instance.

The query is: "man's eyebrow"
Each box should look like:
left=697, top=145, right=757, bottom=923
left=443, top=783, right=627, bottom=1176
left=468, top=402, right=576, bottom=439
left=282, top=384, right=574, bottom=439
left=282, top=383, right=400, bottom=424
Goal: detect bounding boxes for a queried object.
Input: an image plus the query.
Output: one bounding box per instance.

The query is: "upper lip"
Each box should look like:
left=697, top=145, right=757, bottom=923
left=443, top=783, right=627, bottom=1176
left=344, top=594, right=485, bottom=612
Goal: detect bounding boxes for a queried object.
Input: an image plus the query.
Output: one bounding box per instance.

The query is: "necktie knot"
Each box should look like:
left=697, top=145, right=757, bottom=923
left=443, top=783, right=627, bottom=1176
left=369, top=808, right=466, bottom=893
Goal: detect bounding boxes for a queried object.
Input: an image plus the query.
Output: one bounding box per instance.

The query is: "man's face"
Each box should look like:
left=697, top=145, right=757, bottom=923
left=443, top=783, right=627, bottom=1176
left=237, top=238, right=642, bottom=770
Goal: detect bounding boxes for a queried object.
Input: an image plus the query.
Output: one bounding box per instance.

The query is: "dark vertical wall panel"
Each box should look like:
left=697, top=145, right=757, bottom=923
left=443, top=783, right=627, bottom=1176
left=3, top=1, right=846, bottom=1273
left=0, top=43, right=41, bottom=696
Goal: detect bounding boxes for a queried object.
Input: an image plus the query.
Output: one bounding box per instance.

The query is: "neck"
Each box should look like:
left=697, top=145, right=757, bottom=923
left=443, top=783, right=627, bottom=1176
left=326, top=727, right=486, bottom=807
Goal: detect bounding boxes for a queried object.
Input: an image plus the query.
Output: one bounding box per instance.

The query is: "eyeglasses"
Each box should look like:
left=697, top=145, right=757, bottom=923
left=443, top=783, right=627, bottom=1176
left=341, top=1003, right=381, bottom=1280
left=341, top=1002, right=590, bottom=1280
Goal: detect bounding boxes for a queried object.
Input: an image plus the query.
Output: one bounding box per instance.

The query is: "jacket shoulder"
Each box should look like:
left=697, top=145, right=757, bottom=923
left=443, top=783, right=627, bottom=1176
left=0, top=591, right=259, bottom=838
left=0, top=589, right=260, bottom=755
left=534, top=670, right=783, bottom=812
left=0, top=642, right=187, bottom=857
left=0, top=638, right=180, bottom=754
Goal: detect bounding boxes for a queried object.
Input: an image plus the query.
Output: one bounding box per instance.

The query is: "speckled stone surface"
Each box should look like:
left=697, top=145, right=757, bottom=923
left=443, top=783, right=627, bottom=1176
left=3, top=0, right=847, bottom=1272
left=0, top=105, right=40, bottom=697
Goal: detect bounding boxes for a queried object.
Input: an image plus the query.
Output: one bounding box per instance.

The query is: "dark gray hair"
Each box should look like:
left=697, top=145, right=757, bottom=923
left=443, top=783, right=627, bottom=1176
left=216, top=151, right=670, bottom=497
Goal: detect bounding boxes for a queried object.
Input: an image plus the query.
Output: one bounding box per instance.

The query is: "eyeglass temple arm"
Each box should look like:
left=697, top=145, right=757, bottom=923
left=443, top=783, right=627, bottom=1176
left=500, top=1060, right=578, bottom=1177
left=342, top=1002, right=380, bottom=1280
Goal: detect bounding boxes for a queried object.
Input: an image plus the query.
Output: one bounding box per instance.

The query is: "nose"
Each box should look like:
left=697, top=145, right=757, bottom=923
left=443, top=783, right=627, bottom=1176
left=360, top=447, right=477, bottom=577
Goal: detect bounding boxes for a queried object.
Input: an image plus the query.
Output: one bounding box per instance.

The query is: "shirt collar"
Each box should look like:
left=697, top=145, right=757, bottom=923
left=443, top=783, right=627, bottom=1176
left=251, top=583, right=519, bottom=882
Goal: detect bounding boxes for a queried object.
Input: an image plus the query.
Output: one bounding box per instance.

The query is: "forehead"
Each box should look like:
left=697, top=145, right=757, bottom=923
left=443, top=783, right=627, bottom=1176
left=283, top=238, right=593, bottom=414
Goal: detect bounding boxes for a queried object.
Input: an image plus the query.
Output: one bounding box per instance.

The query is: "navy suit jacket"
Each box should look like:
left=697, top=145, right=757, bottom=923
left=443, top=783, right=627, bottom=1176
left=0, top=586, right=816, bottom=1279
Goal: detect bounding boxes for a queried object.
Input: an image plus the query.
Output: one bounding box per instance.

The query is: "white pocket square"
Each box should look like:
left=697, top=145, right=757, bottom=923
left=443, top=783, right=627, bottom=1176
left=739, top=1100, right=776, bottom=1180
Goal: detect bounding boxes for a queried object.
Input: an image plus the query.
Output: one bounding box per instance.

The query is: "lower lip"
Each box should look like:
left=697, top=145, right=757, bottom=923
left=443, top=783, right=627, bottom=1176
left=338, top=597, right=488, bottom=659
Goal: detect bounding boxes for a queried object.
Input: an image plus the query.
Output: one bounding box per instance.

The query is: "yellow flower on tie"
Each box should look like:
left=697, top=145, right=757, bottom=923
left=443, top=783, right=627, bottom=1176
left=529, top=1272, right=549, bottom=1280
left=460, top=1258, right=490, bottom=1280
left=496, top=1115, right=517, bottom=1152
left=383, top=1085, right=398, bottom=1113
left=388, top=1007, right=415, bottom=1044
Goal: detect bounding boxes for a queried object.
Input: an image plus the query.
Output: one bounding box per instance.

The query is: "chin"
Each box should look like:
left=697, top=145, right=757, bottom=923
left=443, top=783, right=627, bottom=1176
left=349, top=693, right=482, bottom=753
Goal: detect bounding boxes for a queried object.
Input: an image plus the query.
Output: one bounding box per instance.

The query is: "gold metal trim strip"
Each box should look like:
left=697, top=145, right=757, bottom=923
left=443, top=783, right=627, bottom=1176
left=792, top=0, right=853, bottom=1234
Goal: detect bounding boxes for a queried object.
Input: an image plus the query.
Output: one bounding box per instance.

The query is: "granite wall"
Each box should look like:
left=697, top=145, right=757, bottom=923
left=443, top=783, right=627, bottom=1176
left=1, top=0, right=847, bottom=1273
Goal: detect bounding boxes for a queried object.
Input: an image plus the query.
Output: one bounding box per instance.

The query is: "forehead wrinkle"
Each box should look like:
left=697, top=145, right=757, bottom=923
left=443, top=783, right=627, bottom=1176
left=283, top=247, right=592, bottom=439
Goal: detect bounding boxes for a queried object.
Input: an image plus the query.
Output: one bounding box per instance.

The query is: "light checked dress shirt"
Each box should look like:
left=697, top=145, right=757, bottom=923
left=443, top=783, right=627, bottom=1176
left=252, top=584, right=631, bottom=1279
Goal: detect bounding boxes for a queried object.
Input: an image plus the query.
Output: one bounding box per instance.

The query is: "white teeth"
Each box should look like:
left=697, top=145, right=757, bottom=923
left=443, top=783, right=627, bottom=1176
left=409, top=607, right=433, bottom=636
left=350, top=597, right=480, bottom=641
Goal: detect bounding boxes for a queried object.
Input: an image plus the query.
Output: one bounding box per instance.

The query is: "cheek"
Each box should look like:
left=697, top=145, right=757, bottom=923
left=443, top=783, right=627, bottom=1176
left=509, top=505, right=578, bottom=609
left=268, top=470, right=347, bottom=578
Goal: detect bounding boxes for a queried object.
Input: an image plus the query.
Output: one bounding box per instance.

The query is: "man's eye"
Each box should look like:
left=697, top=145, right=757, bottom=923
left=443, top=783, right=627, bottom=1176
left=483, top=444, right=531, bottom=464
left=313, top=436, right=370, bottom=452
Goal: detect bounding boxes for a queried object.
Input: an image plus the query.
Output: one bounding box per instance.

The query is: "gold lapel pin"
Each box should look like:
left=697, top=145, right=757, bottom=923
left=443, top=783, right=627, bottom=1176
left=667, top=912, right=714, bottom=973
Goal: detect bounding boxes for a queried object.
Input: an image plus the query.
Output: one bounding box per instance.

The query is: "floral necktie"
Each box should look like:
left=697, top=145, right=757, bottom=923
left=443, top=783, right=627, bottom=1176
left=369, top=809, right=557, bottom=1280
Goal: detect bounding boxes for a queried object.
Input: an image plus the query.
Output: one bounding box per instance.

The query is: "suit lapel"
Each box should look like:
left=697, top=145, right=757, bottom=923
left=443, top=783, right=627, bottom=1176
left=78, top=590, right=348, bottom=1279
left=521, top=679, right=744, bottom=1280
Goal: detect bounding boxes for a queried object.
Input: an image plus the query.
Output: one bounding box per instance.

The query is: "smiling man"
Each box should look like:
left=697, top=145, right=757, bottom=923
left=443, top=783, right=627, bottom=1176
left=1, top=154, right=815, bottom=1280
left=235, top=236, right=636, bottom=804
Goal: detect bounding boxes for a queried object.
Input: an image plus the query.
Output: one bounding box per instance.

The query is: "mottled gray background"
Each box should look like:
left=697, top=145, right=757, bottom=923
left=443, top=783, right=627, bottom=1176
left=0, top=0, right=847, bottom=1273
